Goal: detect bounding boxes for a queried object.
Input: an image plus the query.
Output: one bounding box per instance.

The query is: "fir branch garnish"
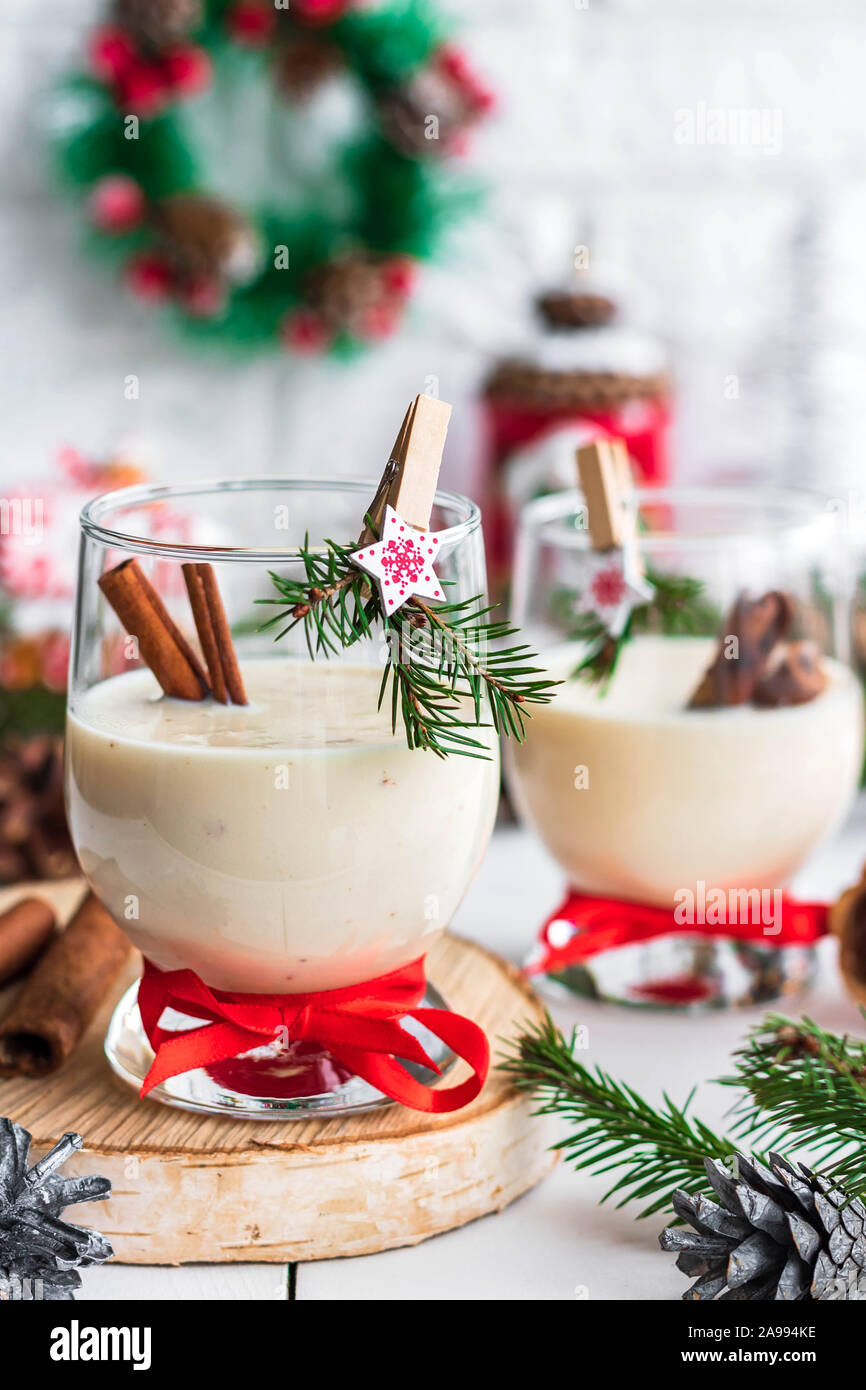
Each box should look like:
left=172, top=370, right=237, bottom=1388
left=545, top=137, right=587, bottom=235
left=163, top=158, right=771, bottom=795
left=257, top=532, right=558, bottom=759
left=501, top=1012, right=866, bottom=1218
left=499, top=1014, right=737, bottom=1216
left=720, top=1013, right=866, bottom=1194
left=565, top=565, right=721, bottom=690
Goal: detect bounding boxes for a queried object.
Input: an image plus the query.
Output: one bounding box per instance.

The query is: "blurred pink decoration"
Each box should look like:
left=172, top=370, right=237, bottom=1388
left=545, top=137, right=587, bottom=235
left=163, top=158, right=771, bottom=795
left=0, top=445, right=150, bottom=602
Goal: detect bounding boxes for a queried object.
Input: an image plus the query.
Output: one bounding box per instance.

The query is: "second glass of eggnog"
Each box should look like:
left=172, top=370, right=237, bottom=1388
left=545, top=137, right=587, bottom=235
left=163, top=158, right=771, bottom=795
left=507, top=485, right=864, bottom=1008
left=65, top=479, right=500, bottom=1116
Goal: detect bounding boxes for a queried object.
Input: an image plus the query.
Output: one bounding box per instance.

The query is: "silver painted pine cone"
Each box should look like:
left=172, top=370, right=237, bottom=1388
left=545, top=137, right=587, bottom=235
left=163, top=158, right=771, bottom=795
left=0, top=1118, right=112, bottom=1300
left=660, top=1152, right=866, bottom=1301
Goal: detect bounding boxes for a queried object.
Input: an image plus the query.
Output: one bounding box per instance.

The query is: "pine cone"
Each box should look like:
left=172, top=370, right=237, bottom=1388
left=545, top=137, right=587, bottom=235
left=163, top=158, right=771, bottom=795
left=152, top=194, right=260, bottom=288
left=378, top=68, right=477, bottom=157
left=274, top=34, right=344, bottom=101
left=660, top=1153, right=866, bottom=1300
left=114, top=0, right=202, bottom=49
left=304, top=252, right=388, bottom=334
left=0, top=736, right=77, bottom=885
left=0, top=1121, right=112, bottom=1301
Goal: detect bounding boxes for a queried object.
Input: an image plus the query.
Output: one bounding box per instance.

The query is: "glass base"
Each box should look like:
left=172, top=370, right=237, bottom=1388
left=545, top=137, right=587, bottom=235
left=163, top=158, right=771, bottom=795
left=530, top=935, right=818, bottom=1011
left=105, top=980, right=456, bottom=1119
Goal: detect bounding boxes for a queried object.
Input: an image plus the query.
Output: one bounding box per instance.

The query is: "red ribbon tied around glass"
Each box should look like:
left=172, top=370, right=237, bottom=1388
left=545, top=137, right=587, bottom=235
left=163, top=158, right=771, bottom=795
left=138, top=956, right=489, bottom=1114
left=525, top=889, right=829, bottom=978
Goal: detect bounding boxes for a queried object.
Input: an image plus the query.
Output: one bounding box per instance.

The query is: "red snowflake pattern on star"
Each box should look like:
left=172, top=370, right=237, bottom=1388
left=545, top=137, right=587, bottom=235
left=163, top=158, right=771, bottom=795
left=574, top=548, right=655, bottom=638
left=380, top=537, right=425, bottom=588
left=590, top=566, right=628, bottom=609
left=351, top=505, right=446, bottom=615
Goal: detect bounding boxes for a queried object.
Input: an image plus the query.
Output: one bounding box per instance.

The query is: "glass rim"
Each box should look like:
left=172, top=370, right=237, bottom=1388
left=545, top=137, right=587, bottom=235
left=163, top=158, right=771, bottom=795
left=79, top=475, right=482, bottom=562
left=520, top=483, right=841, bottom=551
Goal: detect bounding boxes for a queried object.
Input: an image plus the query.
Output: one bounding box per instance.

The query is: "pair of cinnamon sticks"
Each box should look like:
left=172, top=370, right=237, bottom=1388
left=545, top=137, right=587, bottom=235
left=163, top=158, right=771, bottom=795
left=0, top=892, right=131, bottom=1076
left=98, top=557, right=247, bottom=705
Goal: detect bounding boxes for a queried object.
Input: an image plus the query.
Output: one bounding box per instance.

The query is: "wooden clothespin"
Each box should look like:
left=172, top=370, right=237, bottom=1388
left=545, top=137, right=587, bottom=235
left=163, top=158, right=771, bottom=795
left=576, top=437, right=647, bottom=581
left=360, top=394, right=452, bottom=543
left=576, top=438, right=632, bottom=552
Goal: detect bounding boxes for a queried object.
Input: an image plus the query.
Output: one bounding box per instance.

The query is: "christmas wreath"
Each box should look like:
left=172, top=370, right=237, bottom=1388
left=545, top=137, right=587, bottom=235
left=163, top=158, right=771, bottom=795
left=52, top=0, right=493, bottom=354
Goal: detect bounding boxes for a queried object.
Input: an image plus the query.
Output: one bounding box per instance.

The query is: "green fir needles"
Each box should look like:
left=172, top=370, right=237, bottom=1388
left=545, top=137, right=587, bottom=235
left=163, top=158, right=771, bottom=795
left=258, top=533, right=558, bottom=759
left=502, top=1012, right=866, bottom=1217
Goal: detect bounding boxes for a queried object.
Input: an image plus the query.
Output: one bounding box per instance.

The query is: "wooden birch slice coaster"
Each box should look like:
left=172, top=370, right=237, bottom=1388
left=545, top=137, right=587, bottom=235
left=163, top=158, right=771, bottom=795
left=0, top=880, right=558, bottom=1266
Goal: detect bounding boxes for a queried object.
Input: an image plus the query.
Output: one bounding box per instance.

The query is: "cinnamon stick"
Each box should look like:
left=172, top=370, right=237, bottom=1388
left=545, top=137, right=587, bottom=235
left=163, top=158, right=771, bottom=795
left=0, top=891, right=131, bottom=1076
left=753, top=640, right=828, bottom=708
left=182, top=562, right=247, bottom=705
left=0, top=897, right=56, bottom=987
left=182, top=562, right=227, bottom=703
left=99, top=557, right=209, bottom=701
left=688, top=591, right=794, bottom=709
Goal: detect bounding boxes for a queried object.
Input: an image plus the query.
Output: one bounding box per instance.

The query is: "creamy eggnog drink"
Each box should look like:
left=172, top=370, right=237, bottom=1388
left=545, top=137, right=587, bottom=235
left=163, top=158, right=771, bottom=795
left=66, top=659, right=500, bottom=994
left=508, top=634, right=863, bottom=905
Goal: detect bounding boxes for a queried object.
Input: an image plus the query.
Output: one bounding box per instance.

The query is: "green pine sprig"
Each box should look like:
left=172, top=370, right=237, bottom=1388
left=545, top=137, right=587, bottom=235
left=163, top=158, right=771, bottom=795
left=499, top=1015, right=738, bottom=1217
left=567, top=565, right=721, bottom=690
left=501, top=1012, right=866, bottom=1218
left=257, top=532, right=558, bottom=758
left=720, top=1013, right=866, bottom=1194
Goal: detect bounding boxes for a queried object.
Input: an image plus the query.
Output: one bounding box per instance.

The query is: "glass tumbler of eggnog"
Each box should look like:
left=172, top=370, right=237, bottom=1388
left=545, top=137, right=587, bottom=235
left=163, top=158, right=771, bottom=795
left=506, top=485, right=864, bottom=1009
left=65, top=479, right=500, bottom=1116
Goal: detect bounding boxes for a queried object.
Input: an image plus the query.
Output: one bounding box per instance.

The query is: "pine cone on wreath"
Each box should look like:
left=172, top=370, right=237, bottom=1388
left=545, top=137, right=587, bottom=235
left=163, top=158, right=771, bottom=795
left=113, top=0, right=203, bottom=49
left=305, top=252, right=387, bottom=331
left=274, top=33, right=345, bottom=101
left=660, top=1153, right=866, bottom=1300
left=0, top=1121, right=112, bottom=1301
left=152, top=194, right=261, bottom=294
left=378, top=49, right=492, bottom=157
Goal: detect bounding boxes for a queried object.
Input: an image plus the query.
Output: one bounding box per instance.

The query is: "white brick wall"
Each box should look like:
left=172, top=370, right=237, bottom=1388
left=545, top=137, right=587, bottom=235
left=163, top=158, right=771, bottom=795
left=0, top=0, right=863, bottom=499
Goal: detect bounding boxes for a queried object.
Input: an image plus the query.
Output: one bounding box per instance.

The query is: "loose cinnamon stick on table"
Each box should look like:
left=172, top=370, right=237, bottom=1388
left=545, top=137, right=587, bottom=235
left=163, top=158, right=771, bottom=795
left=0, top=896, right=56, bottom=987
left=0, top=891, right=131, bottom=1077
left=182, top=562, right=247, bottom=705
left=99, top=557, right=210, bottom=701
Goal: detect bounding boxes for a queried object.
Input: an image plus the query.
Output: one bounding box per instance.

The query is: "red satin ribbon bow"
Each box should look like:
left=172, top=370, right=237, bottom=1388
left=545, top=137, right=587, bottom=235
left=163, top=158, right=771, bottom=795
left=525, top=889, right=829, bottom=978
left=138, top=956, right=489, bottom=1114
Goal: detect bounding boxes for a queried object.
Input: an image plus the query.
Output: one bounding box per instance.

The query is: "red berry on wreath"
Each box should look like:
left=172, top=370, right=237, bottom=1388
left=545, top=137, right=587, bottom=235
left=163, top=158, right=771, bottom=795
left=117, top=61, right=171, bottom=115
left=293, top=0, right=352, bottom=28
left=381, top=257, right=416, bottom=298
left=126, top=252, right=174, bottom=300
left=227, top=1, right=277, bottom=45
left=181, top=277, right=226, bottom=318
left=163, top=43, right=212, bottom=97
left=282, top=308, right=333, bottom=354
left=89, top=175, right=147, bottom=233
left=436, top=46, right=495, bottom=112
left=88, top=25, right=137, bottom=81
left=358, top=300, right=401, bottom=341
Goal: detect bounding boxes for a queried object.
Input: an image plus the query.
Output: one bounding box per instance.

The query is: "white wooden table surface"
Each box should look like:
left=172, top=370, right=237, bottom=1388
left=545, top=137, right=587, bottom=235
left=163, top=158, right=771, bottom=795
left=78, top=801, right=866, bottom=1302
